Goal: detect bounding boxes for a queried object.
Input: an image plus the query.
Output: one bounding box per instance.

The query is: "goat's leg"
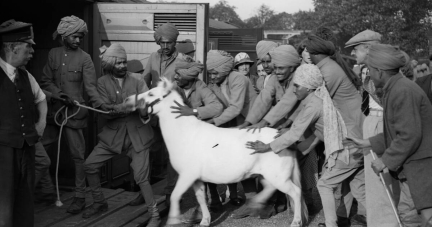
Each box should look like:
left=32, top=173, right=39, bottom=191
left=250, top=178, right=277, bottom=206
left=166, top=174, right=196, bottom=225
left=193, top=180, right=211, bottom=227
left=275, top=180, right=304, bottom=227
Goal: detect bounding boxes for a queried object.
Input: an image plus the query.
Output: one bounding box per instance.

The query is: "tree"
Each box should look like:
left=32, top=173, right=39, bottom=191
left=292, top=10, right=319, bottom=31
left=265, top=12, right=295, bottom=30
left=256, top=4, right=274, bottom=26
left=209, top=0, right=245, bottom=28
left=313, top=0, right=432, bottom=57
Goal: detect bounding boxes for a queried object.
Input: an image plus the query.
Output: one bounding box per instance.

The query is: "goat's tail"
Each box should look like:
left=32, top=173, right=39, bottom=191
left=292, top=156, right=309, bottom=225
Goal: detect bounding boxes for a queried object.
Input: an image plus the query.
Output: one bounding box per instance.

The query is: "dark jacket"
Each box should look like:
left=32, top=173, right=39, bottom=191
left=41, top=46, right=103, bottom=129
left=142, top=48, right=184, bottom=88
left=415, top=73, right=432, bottom=104
left=97, top=72, right=153, bottom=153
left=370, top=74, right=432, bottom=171
left=176, top=79, right=223, bottom=120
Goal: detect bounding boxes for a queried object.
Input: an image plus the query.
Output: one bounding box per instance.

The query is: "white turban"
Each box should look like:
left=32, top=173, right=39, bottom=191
left=294, top=64, right=348, bottom=165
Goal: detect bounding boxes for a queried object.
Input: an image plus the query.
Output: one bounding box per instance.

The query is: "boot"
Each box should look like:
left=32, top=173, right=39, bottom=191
left=67, top=197, right=86, bottom=214
left=146, top=203, right=161, bottom=227
left=129, top=193, right=145, bottom=206
left=82, top=201, right=108, bottom=219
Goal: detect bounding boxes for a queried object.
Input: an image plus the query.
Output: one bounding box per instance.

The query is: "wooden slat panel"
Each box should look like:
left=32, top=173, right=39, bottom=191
left=51, top=191, right=137, bottom=227
left=96, top=3, right=198, bottom=13
left=99, top=33, right=196, bottom=42
left=34, top=188, right=124, bottom=227
left=99, top=12, right=154, bottom=31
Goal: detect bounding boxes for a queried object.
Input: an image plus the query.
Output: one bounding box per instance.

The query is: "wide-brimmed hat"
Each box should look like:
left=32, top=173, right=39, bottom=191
left=234, top=52, right=254, bottom=68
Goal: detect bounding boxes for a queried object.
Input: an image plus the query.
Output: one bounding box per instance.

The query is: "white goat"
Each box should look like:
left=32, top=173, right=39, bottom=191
left=125, top=79, right=307, bottom=227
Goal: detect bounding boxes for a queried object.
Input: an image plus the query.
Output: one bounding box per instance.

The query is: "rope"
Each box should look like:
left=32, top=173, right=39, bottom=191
left=52, top=101, right=109, bottom=207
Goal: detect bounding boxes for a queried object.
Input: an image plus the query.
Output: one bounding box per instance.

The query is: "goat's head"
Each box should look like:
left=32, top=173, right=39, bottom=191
left=124, top=78, right=174, bottom=115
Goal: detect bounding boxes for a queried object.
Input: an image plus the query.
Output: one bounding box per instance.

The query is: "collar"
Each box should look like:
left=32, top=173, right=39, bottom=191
left=158, top=48, right=178, bottom=61
left=383, top=73, right=403, bottom=94
left=0, top=57, right=17, bottom=79
left=315, top=56, right=331, bottom=69
left=109, top=71, right=129, bottom=82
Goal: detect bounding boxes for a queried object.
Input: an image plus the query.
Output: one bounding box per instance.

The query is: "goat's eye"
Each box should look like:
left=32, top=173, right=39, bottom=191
left=148, top=93, right=153, bottom=97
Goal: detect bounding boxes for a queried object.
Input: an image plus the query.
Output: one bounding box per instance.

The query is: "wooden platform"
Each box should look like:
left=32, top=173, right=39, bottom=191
left=35, top=180, right=168, bottom=227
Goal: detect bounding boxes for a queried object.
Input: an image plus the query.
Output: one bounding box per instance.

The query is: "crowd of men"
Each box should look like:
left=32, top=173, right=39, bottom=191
left=0, top=14, right=431, bottom=227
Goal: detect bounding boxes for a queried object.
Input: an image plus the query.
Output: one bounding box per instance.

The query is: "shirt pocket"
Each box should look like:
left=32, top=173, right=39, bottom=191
left=67, top=65, right=83, bottom=82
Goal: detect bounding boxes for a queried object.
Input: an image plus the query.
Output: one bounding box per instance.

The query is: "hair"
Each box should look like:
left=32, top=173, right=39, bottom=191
left=296, top=38, right=308, bottom=55
left=101, top=55, right=126, bottom=75
left=0, top=42, right=24, bottom=54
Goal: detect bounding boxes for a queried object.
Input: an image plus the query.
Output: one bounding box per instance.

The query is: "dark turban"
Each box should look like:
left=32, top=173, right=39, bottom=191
left=256, top=40, right=278, bottom=60
left=57, top=15, right=88, bottom=37
left=175, top=56, right=204, bottom=79
left=206, top=50, right=234, bottom=76
left=306, top=35, right=336, bottom=56
left=154, top=23, right=179, bottom=44
left=367, top=44, right=406, bottom=70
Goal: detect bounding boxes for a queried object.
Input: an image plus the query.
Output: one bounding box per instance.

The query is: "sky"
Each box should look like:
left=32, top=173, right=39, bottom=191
left=152, top=0, right=315, bottom=20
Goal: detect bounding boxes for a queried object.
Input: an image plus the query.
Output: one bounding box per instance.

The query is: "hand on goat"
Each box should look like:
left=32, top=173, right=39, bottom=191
left=277, top=119, right=293, bottom=130
left=246, top=140, right=272, bottom=154
left=236, top=121, right=251, bottom=129
left=274, top=127, right=289, bottom=138
left=170, top=101, right=196, bottom=118
left=245, top=120, right=268, bottom=133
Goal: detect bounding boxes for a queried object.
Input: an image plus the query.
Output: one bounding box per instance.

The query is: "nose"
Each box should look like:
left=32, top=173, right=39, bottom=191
left=350, top=49, right=355, bottom=56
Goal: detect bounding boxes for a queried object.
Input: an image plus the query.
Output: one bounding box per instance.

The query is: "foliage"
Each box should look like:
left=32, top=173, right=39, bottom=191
left=292, top=10, right=319, bottom=31
left=209, top=0, right=246, bottom=28
left=313, top=0, right=432, bottom=57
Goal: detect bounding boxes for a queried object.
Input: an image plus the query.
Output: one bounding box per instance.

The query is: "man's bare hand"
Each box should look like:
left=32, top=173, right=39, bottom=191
left=274, top=128, right=289, bottom=138
left=245, top=120, right=268, bottom=133
left=170, top=101, right=196, bottom=119
left=343, top=137, right=371, bottom=149
left=246, top=140, right=272, bottom=154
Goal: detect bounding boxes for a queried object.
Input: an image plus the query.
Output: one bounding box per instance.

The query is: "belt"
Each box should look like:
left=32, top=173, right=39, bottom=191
left=369, top=109, right=383, bottom=117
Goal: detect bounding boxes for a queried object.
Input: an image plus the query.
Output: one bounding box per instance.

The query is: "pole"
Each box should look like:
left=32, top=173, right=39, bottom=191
left=370, top=150, right=404, bottom=227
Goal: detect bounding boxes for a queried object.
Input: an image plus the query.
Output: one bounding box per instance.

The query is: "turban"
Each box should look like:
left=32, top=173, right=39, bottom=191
left=256, top=40, right=278, bottom=60
left=154, top=23, right=179, bottom=43
left=206, top=50, right=234, bottom=76
left=175, top=56, right=204, bottom=79
left=57, top=15, right=88, bottom=37
left=269, top=45, right=300, bottom=67
left=306, top=35, right=336, bottom=56
left=366, top=44, right=406, bottom=71
left=99, top=43, right=127, bottom=59
left=293, top=64, right=348, bottom=166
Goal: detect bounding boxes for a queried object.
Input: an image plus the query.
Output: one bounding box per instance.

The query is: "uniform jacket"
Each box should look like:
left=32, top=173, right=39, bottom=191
left=176, top=79, right=223, bottom=120
left=415, top=73, right=432, bottom=104
left=208, top=71, right=257, bottom=126
left=247, top=74, right=297, bottom=125
left=97, top=72, right=153, bottom=153
left=41, top=47, right=103, bottom=128
left=370, top=74, right=432, bottom=171
left=143, top=48, right=185, bottom=88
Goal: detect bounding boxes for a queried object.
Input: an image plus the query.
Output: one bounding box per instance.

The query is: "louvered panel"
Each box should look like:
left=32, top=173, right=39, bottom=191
left=154, top=13, right=197, bottom=32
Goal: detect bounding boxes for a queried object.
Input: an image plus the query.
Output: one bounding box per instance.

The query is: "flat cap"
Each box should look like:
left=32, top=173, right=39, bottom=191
left=345, top=29, right=381, bottom=48
left=0, top=19, right=35, bottom=45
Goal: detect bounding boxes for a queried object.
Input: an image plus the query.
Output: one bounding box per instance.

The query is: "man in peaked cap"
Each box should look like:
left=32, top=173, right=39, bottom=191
left=346, top=30, right=422, bottom=227
left=0, top=19, right=47, bottom=227
left=40, top=15, right=105, bottom=215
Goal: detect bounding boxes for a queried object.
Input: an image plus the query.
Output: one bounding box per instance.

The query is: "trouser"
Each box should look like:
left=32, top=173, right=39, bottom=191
left=205, top=178, right=257, bottom=205
left=317, top=166, right=366, bottom=227
left=34, top=142, right=55, bottom=194
left=84, top=132, right=155, bottom=205
left=150, top=125, right=172, bottom=195
left=398, top=180, right=422, bottom=227
left=0, top=143, right=35, bottom=227
left=63, top=127, right=86, bottom=198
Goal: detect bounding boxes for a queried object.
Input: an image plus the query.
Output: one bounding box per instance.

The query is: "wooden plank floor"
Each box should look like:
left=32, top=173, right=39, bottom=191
left=35, top=179, right=167, bottom=227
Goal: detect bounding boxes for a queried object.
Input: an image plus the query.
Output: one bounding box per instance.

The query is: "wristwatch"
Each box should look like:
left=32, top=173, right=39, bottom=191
left=193, top=109, right=198, bottom=114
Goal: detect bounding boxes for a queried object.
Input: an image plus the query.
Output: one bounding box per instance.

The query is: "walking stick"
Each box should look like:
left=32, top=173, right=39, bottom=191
left=370, top=150, right=404, bottom=227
